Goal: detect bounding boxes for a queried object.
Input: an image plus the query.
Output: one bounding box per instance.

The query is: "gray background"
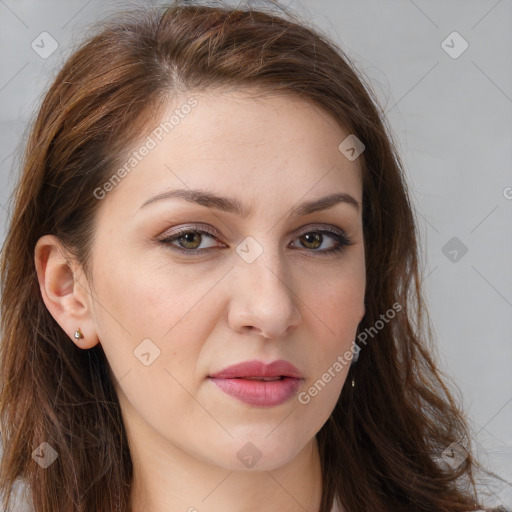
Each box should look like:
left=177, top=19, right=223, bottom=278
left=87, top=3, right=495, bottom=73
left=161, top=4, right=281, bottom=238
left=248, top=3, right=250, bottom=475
left=0, top=0, right=510, bottom=509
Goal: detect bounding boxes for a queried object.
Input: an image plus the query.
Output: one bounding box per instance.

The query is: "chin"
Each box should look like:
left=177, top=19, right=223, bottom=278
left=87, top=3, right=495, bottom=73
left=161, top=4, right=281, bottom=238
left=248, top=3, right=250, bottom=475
left=200, top=429, right=314, bottom=472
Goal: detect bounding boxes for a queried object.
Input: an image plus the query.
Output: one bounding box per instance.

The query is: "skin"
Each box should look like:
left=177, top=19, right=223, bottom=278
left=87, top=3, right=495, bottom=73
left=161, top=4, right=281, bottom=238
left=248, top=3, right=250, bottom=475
left=35, top=89, right=365, bottom=512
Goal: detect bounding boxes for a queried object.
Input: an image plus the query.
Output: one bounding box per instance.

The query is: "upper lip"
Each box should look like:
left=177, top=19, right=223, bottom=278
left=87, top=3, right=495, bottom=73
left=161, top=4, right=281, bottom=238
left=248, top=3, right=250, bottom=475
left=209, top=359, right=303, bottom=379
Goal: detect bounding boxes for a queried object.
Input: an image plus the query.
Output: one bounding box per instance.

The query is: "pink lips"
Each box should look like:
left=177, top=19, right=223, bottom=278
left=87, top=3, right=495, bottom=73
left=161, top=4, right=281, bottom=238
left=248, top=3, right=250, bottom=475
left=208, top=359, right=303, bottom=407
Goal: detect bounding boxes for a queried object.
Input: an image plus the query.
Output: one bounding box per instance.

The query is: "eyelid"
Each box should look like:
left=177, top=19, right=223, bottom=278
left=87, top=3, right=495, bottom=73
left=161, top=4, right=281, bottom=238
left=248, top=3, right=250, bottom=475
left=294, top=223, right=346, bottom=238
left=159, top=223, right=222, bottom=240
left=159, top=222, right=347, bottom=243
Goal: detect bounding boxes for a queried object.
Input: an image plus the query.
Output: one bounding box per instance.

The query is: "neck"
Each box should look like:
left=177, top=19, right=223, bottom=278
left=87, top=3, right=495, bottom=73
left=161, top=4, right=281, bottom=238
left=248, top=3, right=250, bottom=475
left=127, top=423, right=323, bottom=512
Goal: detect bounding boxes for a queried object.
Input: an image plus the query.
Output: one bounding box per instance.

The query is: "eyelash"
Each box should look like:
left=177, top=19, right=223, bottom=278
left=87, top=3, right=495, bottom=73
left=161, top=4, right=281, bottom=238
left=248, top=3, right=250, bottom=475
left=159, top=224, right=354, bottom=256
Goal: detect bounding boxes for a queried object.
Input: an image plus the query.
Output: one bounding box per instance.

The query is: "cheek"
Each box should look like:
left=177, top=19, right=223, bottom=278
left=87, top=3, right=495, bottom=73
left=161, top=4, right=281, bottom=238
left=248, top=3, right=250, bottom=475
left=90, top=252, right=213, bottom=430
left=298, top=258, right=365, bottom=383
left=91, top=242, right=211, bottom=336
left=87, top=247, right=191, bottom=376
left=306, top=255, right=365, bottom=332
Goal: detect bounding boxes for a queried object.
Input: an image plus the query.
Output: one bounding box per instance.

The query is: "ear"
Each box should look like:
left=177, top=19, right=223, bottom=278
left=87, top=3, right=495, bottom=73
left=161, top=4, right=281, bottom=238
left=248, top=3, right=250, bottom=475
left=34, top=235, right=99, bottom=349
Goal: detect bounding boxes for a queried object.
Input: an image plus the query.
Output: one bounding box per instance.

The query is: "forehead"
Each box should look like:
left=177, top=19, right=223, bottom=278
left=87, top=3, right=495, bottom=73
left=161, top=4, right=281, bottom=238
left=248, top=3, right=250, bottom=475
left=164, top=87, right=360, bottom=169
left=98, top=88, right=363, bottom=218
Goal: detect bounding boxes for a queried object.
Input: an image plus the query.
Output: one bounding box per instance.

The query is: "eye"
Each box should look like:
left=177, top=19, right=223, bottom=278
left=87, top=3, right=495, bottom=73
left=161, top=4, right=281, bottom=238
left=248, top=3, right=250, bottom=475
left=159, top=225, right=223, bottom=253
left=159, top=225, right=354, bottom=255
left=290, top=227, right=354, bottom=255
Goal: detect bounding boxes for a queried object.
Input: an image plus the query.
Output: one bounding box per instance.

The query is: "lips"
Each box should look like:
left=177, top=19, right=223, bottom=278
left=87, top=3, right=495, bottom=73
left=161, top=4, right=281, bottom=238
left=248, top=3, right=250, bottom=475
left=208, top=359, right=303, bottom=407
left=209, top=360, right=303, bottom=380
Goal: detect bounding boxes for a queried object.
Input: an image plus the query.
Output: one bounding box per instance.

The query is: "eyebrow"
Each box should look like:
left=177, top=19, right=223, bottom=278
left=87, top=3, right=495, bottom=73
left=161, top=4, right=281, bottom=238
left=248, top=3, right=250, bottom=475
left=139, top=188, right=360, bottom=217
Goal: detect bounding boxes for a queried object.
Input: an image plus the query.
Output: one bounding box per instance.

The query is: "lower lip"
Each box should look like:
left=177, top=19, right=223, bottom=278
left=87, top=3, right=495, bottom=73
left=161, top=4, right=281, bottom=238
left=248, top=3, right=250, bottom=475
left=208, top=377, right=302, bottom=407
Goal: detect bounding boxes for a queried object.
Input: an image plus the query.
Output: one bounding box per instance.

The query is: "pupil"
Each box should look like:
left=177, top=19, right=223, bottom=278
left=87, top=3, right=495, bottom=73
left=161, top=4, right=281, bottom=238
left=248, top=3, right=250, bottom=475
left=303, top=233, right=321, bottom=249
left=182, top=232, right=200, bottom=248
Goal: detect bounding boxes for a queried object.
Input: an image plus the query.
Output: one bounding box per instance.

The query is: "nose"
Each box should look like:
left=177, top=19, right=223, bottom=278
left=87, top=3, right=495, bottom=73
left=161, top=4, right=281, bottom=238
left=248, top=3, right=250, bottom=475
left=227, top=247, right=302, bottom=339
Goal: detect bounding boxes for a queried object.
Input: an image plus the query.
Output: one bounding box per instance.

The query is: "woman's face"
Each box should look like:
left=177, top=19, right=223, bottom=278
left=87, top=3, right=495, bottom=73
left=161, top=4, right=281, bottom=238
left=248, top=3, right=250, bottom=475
left=84, top=89, right=365, bottom=471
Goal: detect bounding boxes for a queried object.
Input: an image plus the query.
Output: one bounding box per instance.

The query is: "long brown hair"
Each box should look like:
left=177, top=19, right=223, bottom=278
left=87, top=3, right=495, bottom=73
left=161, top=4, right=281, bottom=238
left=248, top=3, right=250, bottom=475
left=0, top=2, right=500, bottom=511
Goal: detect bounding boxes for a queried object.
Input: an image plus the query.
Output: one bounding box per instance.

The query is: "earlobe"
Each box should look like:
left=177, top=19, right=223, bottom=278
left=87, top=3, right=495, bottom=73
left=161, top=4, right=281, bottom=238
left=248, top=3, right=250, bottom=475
left=34, top=235, right=99, bottom=349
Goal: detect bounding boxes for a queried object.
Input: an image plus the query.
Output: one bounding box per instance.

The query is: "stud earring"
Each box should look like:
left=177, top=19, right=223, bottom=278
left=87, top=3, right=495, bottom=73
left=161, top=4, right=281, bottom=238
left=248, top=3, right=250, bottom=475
left=74, top=328, right=84, bottom=340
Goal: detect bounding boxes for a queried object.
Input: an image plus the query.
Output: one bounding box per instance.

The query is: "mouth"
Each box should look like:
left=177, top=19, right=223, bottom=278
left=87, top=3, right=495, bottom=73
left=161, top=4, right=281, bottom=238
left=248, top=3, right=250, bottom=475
left=209, top=359, right=303, bottom=380
left=208, top=359, right=303, bottom=407
left=243, top=376, right=284, bottom=381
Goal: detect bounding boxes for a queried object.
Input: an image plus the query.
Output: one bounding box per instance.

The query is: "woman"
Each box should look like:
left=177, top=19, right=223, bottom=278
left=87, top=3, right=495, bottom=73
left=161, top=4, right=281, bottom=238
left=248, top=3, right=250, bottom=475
left=0, top=1, right=507, bottom=511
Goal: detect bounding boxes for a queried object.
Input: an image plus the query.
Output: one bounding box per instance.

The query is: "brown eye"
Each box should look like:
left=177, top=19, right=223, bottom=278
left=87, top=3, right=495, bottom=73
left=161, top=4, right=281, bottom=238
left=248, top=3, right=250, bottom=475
left=299, top=232, right=323, bottom=250
left=160, top=227, right=222, bottom=254
left=178, top=232, right=203, bottom=250
left=291, top=228, right=354, bottom=255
